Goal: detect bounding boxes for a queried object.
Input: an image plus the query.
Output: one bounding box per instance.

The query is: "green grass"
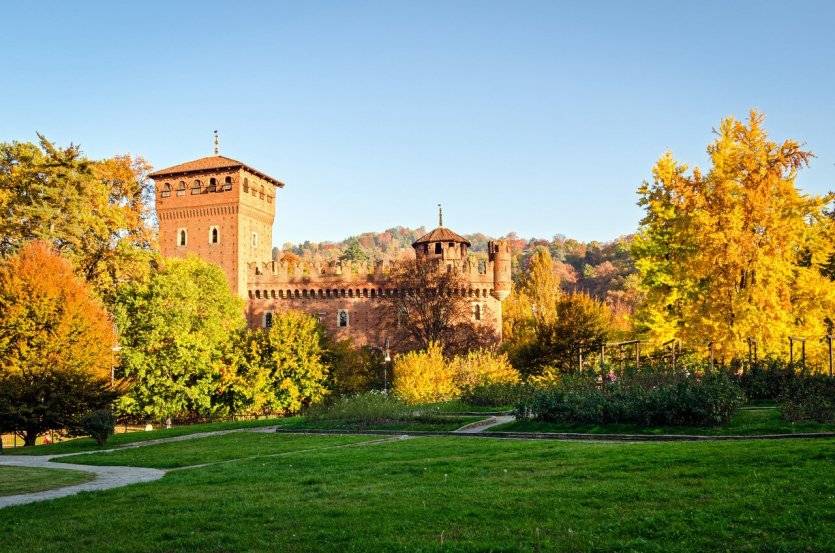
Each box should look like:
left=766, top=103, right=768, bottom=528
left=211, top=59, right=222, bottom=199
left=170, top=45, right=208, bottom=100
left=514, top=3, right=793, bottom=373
left=492, top=407, right=835, bottom=435
left=5, top=417, right=286, bottom=456
left=0, top=465, right=94, bottom=497
left=277, top=414, right=484, bottom=432
left=2, top=433, right=833, bottom=552
left=59, top=432, right=375, bottom=469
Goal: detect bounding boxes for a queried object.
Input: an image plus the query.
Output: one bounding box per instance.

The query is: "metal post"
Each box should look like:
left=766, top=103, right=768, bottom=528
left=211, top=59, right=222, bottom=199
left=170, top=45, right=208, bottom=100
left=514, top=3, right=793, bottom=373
left=828, top=336, right=833, bottom=378
left=789, top=337, right=794, bottom=366
left=801, top=339, right=806, bottom=368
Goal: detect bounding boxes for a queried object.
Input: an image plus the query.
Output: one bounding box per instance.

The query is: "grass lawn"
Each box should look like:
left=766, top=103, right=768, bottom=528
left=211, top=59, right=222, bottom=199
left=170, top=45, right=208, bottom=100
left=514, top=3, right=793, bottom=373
left=1, top=433, right=833, bottom=552
left=492, top=407, right=835, bottom=435
left=0, top=465, right=94, bottom=497
left=280, top=415, right=484, bottom=432
left=5, top=417, right=286, bottom=457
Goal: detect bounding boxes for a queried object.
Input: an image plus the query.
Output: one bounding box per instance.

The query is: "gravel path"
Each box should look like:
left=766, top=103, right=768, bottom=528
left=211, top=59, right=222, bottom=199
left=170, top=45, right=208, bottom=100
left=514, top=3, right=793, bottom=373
left=0, top=425, right=279, bottom=509
left=0, top=454, right=164, bottom=509
left=454, top=415, right=516, bottom=433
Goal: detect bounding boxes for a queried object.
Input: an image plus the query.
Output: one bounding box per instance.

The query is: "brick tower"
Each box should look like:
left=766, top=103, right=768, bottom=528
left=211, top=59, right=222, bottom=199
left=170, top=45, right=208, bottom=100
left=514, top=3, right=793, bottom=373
left=150, top=148, right=284, bottom=297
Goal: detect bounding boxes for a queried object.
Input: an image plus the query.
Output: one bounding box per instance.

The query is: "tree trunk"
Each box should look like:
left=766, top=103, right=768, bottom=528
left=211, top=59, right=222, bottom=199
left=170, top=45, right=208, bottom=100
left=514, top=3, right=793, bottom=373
left=23, top=430, right=38, bottom=447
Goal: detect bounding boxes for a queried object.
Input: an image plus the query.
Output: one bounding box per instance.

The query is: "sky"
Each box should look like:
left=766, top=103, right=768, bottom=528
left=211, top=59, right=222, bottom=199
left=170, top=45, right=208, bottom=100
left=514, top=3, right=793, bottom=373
left=1, top=1, right=834, bottom=246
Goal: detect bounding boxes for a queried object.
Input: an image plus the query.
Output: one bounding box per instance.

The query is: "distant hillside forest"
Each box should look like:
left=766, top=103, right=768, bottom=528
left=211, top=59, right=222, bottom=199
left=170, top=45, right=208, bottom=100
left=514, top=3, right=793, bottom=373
left=274, top=227, right=640, bottom=319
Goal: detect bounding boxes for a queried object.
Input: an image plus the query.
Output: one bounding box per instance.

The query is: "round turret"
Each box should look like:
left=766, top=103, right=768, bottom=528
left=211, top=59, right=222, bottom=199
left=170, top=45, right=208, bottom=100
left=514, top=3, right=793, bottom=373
left=489, top=240, right=511, bottom=300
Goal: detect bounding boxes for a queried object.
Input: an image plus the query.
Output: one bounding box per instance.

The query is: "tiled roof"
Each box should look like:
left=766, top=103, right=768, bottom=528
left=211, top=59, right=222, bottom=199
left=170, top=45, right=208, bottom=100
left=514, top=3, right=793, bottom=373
left=148, top=156, right=284, bottom=187
left=412, top=227, right=471, bottom=247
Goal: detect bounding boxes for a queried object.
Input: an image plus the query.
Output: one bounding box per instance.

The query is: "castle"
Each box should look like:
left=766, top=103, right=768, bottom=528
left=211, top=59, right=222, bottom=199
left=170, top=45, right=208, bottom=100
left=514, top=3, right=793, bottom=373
left=150, top=151, right=511, bottom=351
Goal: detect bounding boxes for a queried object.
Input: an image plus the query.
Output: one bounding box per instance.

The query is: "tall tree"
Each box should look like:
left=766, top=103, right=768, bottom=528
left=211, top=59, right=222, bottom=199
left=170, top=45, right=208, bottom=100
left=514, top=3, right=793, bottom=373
left=0, top=135, right=155, bottom=303
left=633, top=111, right=835, bottom=362
left=113, top=256, right=245, bottom=422
left=377, top=259, right=497, bottom=355
left=0, top=242, right=118, bottom=445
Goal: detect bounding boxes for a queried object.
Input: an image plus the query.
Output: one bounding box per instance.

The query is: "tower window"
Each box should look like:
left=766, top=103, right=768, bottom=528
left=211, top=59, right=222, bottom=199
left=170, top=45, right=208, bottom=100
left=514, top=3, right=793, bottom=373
left=474, top=304, right=481, bottom=321
left=191, top=180, right=202, bottom=194
left=209, top=226, right=219, bottom=244
left=208, top=178, right=217, bottom=192
left=251, top=233, right=258, bottom=247
left=161, top=182, right=171, bottom=198
left=338, top=309, right=349, bottom=328
left=243, top=178, right=249, bottom=193
left=223, top=176, right=232, bottom=191
left=177, top=228, right=187, bottom=247
left=264, top=312, right=273, bottom=329
left=435, top=243, right=443, bottom=254
left=176, top=181, right=186, bottom=196
left=423, top=244, right=429, bottom=254
left=259, top=185, right=265, bottom=200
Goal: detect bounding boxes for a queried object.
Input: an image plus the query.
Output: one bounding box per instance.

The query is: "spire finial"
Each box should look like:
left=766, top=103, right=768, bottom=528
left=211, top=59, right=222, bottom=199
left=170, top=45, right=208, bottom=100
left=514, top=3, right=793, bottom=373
left=213, top=130, right=219, bottom=155
left=438, top=203, right=443, bottom=227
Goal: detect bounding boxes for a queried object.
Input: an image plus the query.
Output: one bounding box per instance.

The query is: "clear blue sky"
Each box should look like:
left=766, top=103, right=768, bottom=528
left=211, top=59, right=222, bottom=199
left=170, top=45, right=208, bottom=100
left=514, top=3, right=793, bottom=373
left=2, top=1, right=834, bottom=246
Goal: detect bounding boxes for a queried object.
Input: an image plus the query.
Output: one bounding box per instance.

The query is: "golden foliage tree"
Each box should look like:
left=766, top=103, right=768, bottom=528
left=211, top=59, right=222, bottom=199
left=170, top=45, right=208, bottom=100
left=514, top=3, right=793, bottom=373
left=0, top=136, right=155, bottom=303
left=0, top=242, right=117, bottom=444
left=633, top=111, right=835, bottom=364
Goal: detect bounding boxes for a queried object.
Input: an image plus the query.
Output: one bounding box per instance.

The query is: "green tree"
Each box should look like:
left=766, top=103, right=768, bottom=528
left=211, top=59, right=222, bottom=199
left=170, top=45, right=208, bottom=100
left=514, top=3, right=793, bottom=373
left=0, top=241, right=118, bottom=445
left=633, top=111, right=835, bottom=363
left=339, top=237, right=370, bottom=262
left=113, top=256, right=245, bottom=422
left=0, top=136, right=155, bottom=303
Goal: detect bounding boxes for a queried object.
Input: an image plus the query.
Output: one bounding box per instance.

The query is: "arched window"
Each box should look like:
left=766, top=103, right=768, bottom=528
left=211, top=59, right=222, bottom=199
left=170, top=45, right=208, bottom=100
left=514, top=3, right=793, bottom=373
left=178, top=229, right=187, bottom=247
left=161, top=182, right=172, bottom=198
left=223, top=176, right=232, bottom=191
left=259, top=185, right=265, bottom=200
left=208, top=178, right=217, bottom=192
left=264, top=312, right=273, bottom=329
left=209, top=226, right=219, bottom=244
left=338, top=310, right=349, bottom=328
left=191, top=180, right=202, bottom=194
left=474, top=304, right=481, bottom=321
left=176, top=181, right=186, bottom=196
left=243, top=178, right=249, bottom=193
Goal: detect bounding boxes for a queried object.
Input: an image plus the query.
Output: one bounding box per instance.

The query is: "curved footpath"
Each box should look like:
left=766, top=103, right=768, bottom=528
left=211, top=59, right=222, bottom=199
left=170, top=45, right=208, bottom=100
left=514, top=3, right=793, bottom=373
left=0, top=425, right=279, bottom=509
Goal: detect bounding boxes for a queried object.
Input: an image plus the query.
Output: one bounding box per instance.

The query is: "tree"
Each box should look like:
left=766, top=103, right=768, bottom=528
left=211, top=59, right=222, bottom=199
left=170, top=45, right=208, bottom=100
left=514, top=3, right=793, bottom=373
left=512, top=292, right=612, bottom=374
left=339, top=238, right=369, bottom=262
left=217, top=311, right=329, bottom=416
left=0, top=241, right=118, bottom=445
left=256, top=310, right=329, bottom=413
left=377, top=259, right=498, bottom=355
left=633, top=111, right=835, bottom=363
left=0, top=136, right=155, bottom=303
left=113, top=256, right=245, bottom=422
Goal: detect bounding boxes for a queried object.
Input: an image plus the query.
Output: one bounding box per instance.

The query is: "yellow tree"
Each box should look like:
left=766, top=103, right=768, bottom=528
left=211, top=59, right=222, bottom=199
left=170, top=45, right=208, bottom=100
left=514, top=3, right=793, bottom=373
left=0, top=242, right=117, bottom=444
left=634, top=111, right=835, bottom=364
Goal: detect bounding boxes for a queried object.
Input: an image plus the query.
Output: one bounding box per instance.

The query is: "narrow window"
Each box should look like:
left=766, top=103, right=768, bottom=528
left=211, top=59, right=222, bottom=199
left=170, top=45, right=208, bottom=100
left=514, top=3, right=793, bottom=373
left=209, top=226, right=219, bottom=244
left=434, top=243, right=443, bottom=254
left=191, top=180, right=202, bottom=194
left=176, top=181, right=186, bottom=196
left=474, top=304, right=481, bottom=321
left=243, top=178, right=249, bottom=193
left=161, top=182, right=172, bottom=198
left=208, top=178, right=217, bottom=192
left=423, top=244, right=429, bottom=254
left=223, top=176, right=232, bottom=191
left=259, top=185, right=265, bottom=200
left=338, top=310, right=349, bottom=328
left=178, top=229, right=187, bottom=247
left=264, top=312, right=273, bottom=329
left=252, top=233, right=258, bottom=247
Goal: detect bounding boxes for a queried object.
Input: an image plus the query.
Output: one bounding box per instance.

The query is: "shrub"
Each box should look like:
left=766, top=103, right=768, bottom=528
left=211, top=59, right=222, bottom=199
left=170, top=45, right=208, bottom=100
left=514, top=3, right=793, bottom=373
left=80, top=409, right=116, bottom=445
left=778, top=376, right=835, bottom=423
left=516, top=370, right=744, bottom=427
left=452, top=350, right=520, bottom=392
left=307, top=391, right=409, bottom=425
left=461, top=381, right=526, bottom=407
left=393, top=342, right=457, bottom=404
left=736, top=357, right=797, bottom=401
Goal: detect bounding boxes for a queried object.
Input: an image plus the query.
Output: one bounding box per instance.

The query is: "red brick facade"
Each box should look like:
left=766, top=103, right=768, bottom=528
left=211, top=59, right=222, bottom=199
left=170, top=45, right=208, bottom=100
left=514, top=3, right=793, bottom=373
left=152, top=155, right=511, bottom=350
